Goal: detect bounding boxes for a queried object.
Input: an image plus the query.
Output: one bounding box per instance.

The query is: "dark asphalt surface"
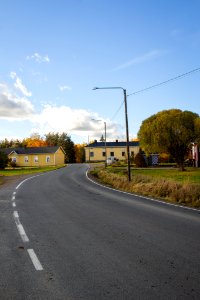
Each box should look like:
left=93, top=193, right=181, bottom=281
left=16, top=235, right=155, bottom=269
left=0, top=164, right=200, bottom=299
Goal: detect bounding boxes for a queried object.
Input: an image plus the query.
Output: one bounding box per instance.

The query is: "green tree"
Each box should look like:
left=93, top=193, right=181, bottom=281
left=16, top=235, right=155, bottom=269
left=138, top=109, right=200, bottom=171
left=0, top=151, right=9, bottom=169
left=45, top=132, right=76, bottom=163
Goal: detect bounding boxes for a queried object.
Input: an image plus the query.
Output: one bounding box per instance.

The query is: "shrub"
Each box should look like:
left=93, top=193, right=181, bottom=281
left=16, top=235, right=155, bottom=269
left=10, top=161, right=17, bottom=168
left=0, top=151, right=9, bottom=169
left=134, top=152, right=147, bottom=168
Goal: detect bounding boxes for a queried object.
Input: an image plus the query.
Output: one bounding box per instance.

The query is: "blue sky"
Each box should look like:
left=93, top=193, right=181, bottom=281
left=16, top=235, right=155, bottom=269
left=0, top=0, right=200, bottom=143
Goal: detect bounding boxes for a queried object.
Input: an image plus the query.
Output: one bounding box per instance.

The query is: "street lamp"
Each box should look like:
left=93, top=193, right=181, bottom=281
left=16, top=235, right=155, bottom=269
left=93, top=87, right=131, bottom=181
left=91, top=118, right=107, bottom=167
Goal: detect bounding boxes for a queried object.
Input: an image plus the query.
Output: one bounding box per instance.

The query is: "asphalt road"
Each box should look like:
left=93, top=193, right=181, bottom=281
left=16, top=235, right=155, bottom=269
left=0, top=164, right=200, bottom=299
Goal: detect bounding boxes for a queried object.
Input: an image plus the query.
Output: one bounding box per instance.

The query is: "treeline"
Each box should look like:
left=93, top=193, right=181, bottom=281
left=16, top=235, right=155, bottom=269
left=0, top=132, right=85, bottom=163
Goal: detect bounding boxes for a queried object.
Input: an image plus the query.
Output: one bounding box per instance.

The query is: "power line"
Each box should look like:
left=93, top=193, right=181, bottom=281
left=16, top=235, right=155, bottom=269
left=127, top=67, right=200, bottom=97
left=109, top=67, right=200, bottom=121
left=111, top=100, right=124, bottom=120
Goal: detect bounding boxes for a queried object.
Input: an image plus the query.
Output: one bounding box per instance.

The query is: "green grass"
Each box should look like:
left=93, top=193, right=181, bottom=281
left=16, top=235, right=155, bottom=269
left=91, top=166, right=200, bottom=208
left=106, top=166, right=200, bottom=184
left=0, top=165, right=65, bottom=177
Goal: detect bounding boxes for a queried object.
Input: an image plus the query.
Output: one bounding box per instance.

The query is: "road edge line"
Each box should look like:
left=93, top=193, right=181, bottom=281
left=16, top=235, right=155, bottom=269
left=85, top=168, right=200, bottom=213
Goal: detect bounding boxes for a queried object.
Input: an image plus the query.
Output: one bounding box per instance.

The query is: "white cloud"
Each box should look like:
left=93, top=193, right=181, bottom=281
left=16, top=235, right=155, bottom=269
left=113, top=50, right=165, bottom=71
left=59, top=85, right=72, bottom=92
left=0, top=83, right=35, bottom=120
left=26, top=53, right=50, bottom=63
left=10, top=72, right=32, bottom=97
left=31, top=105, right=123, bottom=141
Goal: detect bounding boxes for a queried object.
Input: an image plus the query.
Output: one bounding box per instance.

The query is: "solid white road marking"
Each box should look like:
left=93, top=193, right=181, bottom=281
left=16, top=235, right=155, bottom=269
left=86, top=168, right=200, bottom=213
left=16, top=174, right=44, bottom=190
left=13, top=211, right=29, bottom=242
left=27, top=249, right=43, bottom=271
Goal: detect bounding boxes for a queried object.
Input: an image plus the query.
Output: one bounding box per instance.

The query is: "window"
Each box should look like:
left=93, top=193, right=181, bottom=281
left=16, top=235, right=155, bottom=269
left=110, top=152, right=114, bottom=157
left=131, top=151, right=134, bottom=156
left=34, top=156, right=39, bottom=163
left=122, top=151, right=125, bottom=157
left=90, top=152, right=94, bottom=157
left=46, top=156, right=50, bottom=163
left=24, top=156, right=28, bottom=163
left=102, top=151, right=106, bottom=157
left=12, top=157, right=16, bottom=163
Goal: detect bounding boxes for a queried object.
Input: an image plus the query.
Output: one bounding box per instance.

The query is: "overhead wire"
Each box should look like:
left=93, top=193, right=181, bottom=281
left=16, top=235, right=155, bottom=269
left=109, top=67, right=200, bottom=121
left=111, top=100, right=124, bottom=120
left=127, top=67, right=200, bottom=97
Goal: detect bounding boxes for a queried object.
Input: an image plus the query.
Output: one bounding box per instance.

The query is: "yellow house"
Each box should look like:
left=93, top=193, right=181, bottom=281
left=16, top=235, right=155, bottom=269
left=1, top=146, right=65, bottom=167
left=85, top=140, right=140, bottom=162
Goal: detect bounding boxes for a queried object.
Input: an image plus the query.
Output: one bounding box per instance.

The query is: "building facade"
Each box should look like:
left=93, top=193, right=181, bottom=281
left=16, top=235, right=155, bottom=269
left=85, top=140, right=140, bottom=162
left=0, top=146, right=65, bottom=167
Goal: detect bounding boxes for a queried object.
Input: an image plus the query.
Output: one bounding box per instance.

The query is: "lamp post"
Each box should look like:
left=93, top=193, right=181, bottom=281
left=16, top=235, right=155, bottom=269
left=93, top=87, right=131, bottom=181
left=91, top=118, right=107, bottom=167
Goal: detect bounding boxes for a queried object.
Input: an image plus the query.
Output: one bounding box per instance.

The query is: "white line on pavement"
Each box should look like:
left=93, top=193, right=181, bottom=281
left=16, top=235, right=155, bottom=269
left=27, top=249, right=43, bottom=271
left=13, top=211, right=29, bottom=242
left=12, top=202, right=16, bottom=207
left=16, top=174, right=44, bottom=190
left=86, top=169, right=200, bottom=213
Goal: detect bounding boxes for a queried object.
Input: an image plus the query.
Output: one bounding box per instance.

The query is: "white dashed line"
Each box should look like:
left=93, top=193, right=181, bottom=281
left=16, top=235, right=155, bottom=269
left=13, top=211, right=29, bottom=242
left=12, top=202, right=16, bottom=207
left=27, top=249, right=43, bottom=271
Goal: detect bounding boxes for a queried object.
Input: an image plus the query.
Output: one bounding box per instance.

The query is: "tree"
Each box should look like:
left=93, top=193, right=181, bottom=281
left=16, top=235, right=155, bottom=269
left=74, top=144, right=86, bottom=163
left=45, top=132, right=76, bottom=163
left=23, top=133, right=47, bottom=147
left=138, top=109, right=200, bottom=171
left=0, top=151, right=9, bottom=169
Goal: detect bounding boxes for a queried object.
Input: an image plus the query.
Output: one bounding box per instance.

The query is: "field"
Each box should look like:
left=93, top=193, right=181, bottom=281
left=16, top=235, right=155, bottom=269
left=108, top=166, right=200, bottom=184
left=90, top=165, right=200, bottom=208
left=0, top=165, right=65, bottom=185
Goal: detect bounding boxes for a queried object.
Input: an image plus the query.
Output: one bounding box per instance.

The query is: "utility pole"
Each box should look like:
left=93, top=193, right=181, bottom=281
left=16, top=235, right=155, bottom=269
left=123, top=89, right=131, bottom=181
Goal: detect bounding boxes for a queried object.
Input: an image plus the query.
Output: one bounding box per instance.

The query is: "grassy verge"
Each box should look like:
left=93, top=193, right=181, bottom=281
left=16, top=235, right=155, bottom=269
left=0, top=165, right=65, bottom=183
left=90, top=166, right=200, bottom=208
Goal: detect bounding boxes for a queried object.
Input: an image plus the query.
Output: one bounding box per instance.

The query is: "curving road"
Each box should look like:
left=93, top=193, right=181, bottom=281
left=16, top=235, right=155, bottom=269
left=0, top=164, right=200, bottom=299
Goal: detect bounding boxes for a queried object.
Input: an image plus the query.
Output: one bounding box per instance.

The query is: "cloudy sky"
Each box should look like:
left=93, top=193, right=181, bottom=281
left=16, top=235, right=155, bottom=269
left=1, top=0, right=200, bottom=143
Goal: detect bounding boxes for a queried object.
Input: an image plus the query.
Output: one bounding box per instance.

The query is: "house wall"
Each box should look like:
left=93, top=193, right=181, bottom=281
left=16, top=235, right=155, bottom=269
left=55, top=148, right=65, bottom=165
left=9, top=151, right=64, bottom=167
left=85, top=145, right=140, bottom=162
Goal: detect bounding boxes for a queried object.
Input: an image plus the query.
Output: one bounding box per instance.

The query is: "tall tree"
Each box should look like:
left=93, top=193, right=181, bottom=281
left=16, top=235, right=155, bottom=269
left=24, top=133, right=47, bottom=147
left=45, top=132, right=76, bottom=163
left=74, top=143, right=86, bottom=163
left=138, top=109, right=200, bottom=170
left=0, top=151, right=9, bottom=169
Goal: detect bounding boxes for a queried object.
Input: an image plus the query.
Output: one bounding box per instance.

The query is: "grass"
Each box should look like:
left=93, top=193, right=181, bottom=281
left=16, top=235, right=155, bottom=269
left=90, top=166, right=200, bottom=208
left=0, top=165, right=65, bottom=177
left=107, top=166, right=200, bottom=184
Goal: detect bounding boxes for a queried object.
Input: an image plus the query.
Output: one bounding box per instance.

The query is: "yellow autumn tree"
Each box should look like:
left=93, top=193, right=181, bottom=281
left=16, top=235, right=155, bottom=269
left=74, top=143, right=86, bottom=163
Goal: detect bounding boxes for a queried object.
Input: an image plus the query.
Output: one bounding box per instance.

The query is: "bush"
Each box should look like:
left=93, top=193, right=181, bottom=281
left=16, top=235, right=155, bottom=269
left=134, top=152, right=147, bottom=168
left=0, top=151, right=9, bottom=169
left=10, top=161, right=17, bottom=168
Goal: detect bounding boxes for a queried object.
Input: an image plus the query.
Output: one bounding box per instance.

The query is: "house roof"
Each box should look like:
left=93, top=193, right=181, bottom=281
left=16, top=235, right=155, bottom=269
left=85, top=141, right=140, bottom=148
left=0, top=146, right=65, bottom=155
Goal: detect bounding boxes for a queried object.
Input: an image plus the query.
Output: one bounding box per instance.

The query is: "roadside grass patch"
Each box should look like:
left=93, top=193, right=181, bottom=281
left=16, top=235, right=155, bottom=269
left=90, top=167, right=200, bottom=208
left=0, top=165, right=65, bottom=177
